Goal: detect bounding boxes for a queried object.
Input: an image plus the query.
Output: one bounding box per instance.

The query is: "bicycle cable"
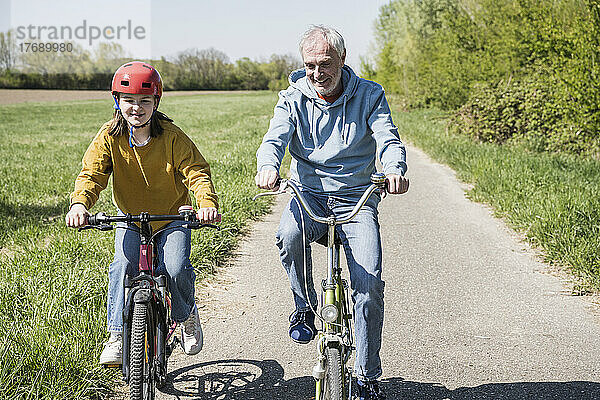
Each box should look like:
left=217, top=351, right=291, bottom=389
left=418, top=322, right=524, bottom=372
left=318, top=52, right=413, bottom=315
left=295, top=195, right=322, bottom=324
left=106, top=222, right=186, bottom=243
left=295, top=195, right=345, bottom=330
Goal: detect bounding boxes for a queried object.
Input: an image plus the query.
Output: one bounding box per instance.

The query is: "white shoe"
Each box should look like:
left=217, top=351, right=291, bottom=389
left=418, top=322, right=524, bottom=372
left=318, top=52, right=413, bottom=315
left=181, top=304, right=203, bottom=355
left=99, top=332, right=122, bottom=365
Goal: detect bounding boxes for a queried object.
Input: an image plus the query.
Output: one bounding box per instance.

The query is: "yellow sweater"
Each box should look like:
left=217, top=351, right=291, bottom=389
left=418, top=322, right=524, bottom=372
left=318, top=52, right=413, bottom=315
left=70, top=120, right=218, bottom=223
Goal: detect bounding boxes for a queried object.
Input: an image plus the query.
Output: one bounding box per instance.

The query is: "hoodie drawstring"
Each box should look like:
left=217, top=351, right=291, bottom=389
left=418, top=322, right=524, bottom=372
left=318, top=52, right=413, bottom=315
left=342, top=95, right=348, bottom=144
left=311, top=99, right=318, bottom=147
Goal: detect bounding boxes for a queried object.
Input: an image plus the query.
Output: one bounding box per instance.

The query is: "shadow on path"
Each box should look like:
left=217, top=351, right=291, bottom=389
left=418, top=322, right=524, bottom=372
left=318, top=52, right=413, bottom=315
left=385, top=377, right=600, bottom=399
left=160, top=359, right=313, bottom=400
left=161, top=359, right=600, bottom=400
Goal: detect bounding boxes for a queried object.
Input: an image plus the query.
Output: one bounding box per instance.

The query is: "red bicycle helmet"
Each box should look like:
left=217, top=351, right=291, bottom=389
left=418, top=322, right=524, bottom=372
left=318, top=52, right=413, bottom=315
left=111, top=61, right=163, bottom=98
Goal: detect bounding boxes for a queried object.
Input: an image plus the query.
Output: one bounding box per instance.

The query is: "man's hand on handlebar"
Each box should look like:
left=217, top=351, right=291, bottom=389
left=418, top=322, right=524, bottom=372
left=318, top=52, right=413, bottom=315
left=386, top=174, right=409, bottom=195
left=65, top=203, right=90, bottom=228
left=255, top=169, right=280, bottom=191
left=197, top=207, right=219, bottom=224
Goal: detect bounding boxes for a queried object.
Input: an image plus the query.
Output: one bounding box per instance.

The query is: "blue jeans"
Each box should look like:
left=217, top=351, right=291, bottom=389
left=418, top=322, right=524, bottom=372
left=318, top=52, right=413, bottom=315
left=107, top=219, right=196, bottom=332
left=276, top=190, right=385, bottom=381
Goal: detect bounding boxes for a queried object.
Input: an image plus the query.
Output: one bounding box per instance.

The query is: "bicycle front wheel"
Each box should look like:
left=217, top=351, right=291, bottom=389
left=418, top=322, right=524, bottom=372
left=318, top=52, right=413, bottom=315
left=130, top=301, right=155, bottom=400
left=323, top=344, right=345, bottom=400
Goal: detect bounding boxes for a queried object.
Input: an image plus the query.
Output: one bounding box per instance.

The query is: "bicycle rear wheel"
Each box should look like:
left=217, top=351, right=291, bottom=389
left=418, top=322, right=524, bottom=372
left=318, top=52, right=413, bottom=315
left=323, top=344, right=345, bottom=400
left=130, top=302, right=155, bottom=400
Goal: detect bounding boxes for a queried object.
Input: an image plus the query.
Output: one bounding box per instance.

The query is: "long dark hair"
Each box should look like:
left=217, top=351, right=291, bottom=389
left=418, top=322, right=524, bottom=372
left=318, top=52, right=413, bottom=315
left=108, top=95, right=173, bottom=137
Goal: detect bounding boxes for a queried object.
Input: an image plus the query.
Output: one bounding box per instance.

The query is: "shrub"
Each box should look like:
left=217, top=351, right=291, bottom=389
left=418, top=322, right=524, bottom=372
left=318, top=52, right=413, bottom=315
left=451, top=70, right=600, bottom=157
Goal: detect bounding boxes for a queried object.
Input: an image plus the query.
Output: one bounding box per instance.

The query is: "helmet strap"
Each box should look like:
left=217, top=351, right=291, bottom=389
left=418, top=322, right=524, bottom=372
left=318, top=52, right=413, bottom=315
left=128, top=113, right=154, bottom=148
left=112, top=95, right=120, bottom=110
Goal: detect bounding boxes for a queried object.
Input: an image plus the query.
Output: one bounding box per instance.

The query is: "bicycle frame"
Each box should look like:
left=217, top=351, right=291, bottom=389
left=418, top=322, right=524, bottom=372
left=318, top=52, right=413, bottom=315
left=254, top=173, right=386, bottom=400
left=121, top=219, right=171, bottom=386
left=314, top=222, right=353, bottom=400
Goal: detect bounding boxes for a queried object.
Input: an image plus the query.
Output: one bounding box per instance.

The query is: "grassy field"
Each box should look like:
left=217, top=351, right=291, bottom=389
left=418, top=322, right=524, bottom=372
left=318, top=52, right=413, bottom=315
left=0, top=92, right=279, bottom=399
left=392, top=106, right=600, bottom=291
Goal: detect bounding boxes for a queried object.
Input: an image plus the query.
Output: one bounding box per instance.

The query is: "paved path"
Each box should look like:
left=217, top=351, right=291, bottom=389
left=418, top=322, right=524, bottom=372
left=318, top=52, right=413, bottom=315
left=155, top=145, right=600, bottom=400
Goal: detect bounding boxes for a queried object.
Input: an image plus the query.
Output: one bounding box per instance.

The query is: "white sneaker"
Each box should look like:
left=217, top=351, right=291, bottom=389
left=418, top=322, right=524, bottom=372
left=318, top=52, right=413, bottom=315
left=99, top=332, right=122, bottom=366
left=181, top=304, right=203, bottom=355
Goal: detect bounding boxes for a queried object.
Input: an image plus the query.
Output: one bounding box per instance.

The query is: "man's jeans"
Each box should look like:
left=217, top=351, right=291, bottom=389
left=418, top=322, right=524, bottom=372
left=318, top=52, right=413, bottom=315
left=276, top=190, right=385, bottom=381
left=107, top=219, right=196, bottom=332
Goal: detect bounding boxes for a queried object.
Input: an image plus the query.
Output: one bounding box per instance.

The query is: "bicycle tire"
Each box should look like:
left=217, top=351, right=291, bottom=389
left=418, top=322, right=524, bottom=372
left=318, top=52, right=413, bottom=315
left=323, top=344, right=344, bottom=400
left=130, top=302, right=155, bottom=400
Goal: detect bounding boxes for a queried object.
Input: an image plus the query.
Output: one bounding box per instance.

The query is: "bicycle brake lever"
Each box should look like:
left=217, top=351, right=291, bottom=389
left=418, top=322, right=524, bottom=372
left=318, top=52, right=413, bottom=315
left=183, top=222, right=220, bottom=230
left=78, top=224, right=113, bottom=232
left=252, top=181, right=288, bottom=201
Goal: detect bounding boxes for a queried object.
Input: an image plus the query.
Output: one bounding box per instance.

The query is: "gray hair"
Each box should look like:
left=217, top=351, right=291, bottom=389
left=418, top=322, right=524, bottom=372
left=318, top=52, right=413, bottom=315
left=299, top=25, right=346, bottom=60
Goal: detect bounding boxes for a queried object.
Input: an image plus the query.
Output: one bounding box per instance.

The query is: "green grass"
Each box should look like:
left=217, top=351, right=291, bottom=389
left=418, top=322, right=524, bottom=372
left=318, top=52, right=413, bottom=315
left=393, top=106, right=600, bottom=290
left=0, top=91, right=279, bottom=399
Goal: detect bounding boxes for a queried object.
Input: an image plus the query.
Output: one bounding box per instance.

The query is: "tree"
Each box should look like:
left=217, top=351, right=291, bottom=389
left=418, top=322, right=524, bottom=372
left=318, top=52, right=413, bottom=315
left=234, top=58, right=268, bottom=90
left=0, top=30, right=18, bottom=72
left=259, top=53, right=302, bottom=91
left=173, top=48, right=233, bottom=89
left=94, top=42, right=129, bottom=73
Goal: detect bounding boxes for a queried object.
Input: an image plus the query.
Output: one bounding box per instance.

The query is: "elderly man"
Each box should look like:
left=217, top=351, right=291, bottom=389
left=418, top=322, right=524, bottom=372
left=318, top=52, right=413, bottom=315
left=255, top=25, right=408, bottom=400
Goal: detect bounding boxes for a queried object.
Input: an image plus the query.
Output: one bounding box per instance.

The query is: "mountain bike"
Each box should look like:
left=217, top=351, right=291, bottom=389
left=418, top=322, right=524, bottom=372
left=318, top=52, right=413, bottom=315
left=80, top=206, right=219, bottom=400
left=254, top=173, right=387, bottom=400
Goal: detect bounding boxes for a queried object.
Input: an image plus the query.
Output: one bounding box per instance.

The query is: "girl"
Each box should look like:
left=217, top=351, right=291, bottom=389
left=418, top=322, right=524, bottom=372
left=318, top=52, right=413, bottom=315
left=66, top=61, right=219, bottom=365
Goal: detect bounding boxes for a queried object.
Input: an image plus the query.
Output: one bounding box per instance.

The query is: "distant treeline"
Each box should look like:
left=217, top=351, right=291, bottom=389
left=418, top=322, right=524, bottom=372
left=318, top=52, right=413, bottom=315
left=0, top=38, right=302, bottom=91
left=366, top=0, right=600, bottom=157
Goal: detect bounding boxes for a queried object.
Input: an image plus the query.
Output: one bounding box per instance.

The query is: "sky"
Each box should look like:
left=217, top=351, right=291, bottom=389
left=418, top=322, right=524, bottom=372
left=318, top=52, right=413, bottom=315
left=2, top=0, right=390, bottom=71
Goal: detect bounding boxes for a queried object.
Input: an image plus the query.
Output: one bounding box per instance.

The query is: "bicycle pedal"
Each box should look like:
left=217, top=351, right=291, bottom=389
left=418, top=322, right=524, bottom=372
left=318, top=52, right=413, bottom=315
left=166, top=336, right=180, bottom=358
left=102, top=363, right=121, bottom=369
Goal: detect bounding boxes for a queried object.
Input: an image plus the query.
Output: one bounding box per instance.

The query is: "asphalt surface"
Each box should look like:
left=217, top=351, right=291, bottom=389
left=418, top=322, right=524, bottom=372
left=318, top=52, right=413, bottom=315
left=153, top=144, right=600, bottom=400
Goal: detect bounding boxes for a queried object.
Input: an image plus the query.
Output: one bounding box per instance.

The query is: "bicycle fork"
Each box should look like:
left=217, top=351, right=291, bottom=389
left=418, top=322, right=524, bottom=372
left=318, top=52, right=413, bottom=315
left=121, top=272, right=168, bottom=383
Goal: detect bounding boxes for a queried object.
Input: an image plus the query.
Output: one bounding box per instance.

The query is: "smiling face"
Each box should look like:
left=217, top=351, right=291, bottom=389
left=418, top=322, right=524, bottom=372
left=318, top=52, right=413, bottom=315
left=118, top=93, right=156, bottom=127
left=302, top=34, right=346, bottom=96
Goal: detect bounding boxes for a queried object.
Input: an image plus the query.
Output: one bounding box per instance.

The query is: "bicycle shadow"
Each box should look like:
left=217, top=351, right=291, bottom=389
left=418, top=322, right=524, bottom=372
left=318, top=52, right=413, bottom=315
left=160, top=359, right=314, bottom=400
left=161, top=359, right=600, bottom=400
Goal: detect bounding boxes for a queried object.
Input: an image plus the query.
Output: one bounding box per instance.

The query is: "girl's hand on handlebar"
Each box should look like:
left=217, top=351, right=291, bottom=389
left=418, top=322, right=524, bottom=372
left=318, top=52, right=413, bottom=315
left=255, top=169, right=280, bottom=191
left=65, top=203, right=90, bottom=228
left=197, top=207, right=219, bottom=224
left=386, top=174, right=409, bottom=195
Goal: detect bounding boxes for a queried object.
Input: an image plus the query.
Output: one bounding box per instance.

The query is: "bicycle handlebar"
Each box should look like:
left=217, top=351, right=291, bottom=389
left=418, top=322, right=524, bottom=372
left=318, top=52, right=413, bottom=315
left=253, top=173, right=387, bottom=225
left=80, top=208, right=221, bottom=232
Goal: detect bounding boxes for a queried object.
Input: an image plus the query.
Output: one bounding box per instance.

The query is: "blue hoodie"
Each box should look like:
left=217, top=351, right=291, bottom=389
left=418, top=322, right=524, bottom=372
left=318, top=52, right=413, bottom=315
left=256, top=65, right=407, bottom=198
